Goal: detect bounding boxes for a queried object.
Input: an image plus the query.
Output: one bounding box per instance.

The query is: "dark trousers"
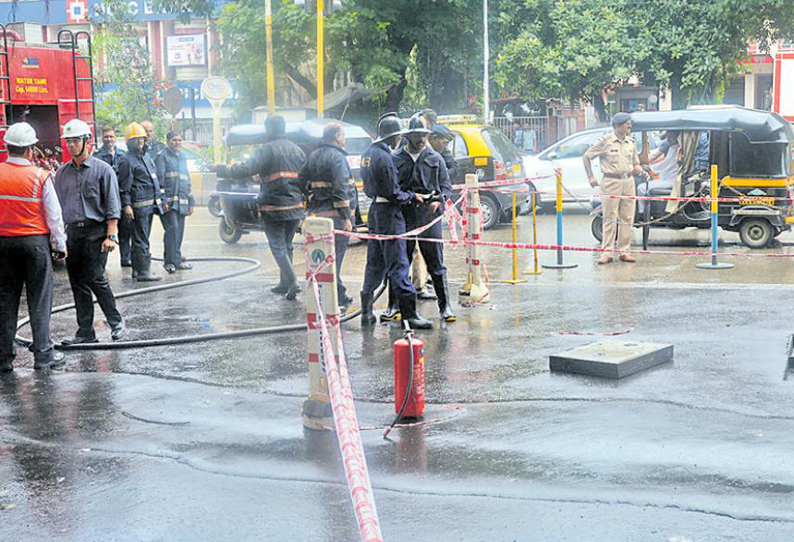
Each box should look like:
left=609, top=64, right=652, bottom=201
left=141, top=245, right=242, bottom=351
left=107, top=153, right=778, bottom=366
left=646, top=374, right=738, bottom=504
left=131, top=210, right=154, bottom=272
left=0, top=235, right=56, bottom=364
left=66, top=223, right=123, bottom=339
left=361, top=203, right=415, bottom=300
left=405, top=204, right=447, bottom=278
left=161, top=210, right=185, bottom=266
left=118, top=215, right=133, bottom=265
left=263, top=218, right=301, bottom=288
left=330, top=216, right=350, bottom=302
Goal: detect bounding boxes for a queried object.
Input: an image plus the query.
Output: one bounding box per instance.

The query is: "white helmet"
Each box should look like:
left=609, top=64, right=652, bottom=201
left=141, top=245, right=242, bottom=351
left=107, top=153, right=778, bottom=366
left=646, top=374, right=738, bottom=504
left=62, top=119, right=92, bottom=139
left=4, top=122, right=38, bottom=147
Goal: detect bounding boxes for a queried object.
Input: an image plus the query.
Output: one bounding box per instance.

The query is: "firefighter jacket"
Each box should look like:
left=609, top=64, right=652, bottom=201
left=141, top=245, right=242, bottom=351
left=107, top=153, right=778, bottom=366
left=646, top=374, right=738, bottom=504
left=117, top=147, right=165, bottom=214
left=155, top=147, right=195, bottom=215
left=361, top=141, right=413, bottom=204
left=299, top=143, right=356, bottom=222
left=94, top=145, right=125, bottom=173
left=440, top=148, right=458, bottom=181
left=392, top=146, right=453, bottom=202
left=229, top=137, right=306, bottom=222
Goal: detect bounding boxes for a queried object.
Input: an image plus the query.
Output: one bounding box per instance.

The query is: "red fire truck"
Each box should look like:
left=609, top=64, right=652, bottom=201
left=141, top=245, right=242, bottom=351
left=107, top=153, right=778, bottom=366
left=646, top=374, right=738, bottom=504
left=0, top=25, right=95, bottom=165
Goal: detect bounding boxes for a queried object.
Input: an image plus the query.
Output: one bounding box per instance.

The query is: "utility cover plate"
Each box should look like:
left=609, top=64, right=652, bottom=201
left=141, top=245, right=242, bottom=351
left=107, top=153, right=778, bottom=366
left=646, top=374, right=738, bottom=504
left=550, top=341, right=673, bottom=379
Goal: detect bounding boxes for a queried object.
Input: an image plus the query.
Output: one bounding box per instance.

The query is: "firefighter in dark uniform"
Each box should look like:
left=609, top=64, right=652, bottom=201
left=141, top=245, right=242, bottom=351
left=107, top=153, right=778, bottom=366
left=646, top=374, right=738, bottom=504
left=299, top=121, right=356, bottom=310
left=392, top=114, right=456, bottom=323
left=117, top=122, right=167, bottom=282
left=359, top=112, right=432, bottom=329
left=220, top=115, right=306, bottom=300
left=95, top=126, right=132, bottom=267
left=155, top=131, right=195, bottom=273
left=429, top=124, right=458, bottom=180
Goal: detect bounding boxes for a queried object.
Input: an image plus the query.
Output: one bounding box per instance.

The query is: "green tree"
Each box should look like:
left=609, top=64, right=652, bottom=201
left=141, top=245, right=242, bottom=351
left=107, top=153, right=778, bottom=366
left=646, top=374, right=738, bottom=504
left=91, top=0, right=166, bottom=130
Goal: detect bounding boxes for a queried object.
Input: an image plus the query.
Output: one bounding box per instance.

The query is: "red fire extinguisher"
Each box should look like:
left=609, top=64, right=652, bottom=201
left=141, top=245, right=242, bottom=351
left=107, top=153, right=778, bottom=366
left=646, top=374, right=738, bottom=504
left=383, top=324, right=426, bottom=439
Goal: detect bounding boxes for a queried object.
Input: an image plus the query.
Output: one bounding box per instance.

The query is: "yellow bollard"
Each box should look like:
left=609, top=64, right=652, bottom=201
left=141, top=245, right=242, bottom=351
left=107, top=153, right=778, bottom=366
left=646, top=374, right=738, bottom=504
left=503, top=190, right=526, bottom=284
left=524, top=189, right=542, bottom=275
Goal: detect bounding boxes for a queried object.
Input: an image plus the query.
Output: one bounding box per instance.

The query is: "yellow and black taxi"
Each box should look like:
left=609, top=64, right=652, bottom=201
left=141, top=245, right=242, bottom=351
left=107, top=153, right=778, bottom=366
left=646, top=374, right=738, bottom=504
left=439, top=115, right=531, bottom=229
left=590, top=105, right=794, bottom=249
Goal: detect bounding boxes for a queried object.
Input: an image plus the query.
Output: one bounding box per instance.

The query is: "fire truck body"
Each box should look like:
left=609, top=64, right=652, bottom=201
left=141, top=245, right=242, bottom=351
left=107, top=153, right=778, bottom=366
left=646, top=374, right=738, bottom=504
left=0, top=26, right=94, bottom=163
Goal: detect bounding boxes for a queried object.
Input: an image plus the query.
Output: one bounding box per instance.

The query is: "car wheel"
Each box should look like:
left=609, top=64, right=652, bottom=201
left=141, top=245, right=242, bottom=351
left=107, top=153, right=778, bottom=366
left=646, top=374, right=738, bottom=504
left=739, top=218, right=773, bottom=249
left=480, top=194, right=500, bottom=230
left=219, top=219, right=243, bottom=244
left=591, top=215, right=603, bottom=243
left=208, top=196, right=222, bottom=217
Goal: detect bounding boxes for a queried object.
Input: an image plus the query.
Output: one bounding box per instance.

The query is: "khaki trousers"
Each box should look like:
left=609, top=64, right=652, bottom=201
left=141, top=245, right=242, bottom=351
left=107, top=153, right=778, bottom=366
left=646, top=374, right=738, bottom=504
left=601, top=176, right=635, bottom=256
left=411, top=244, right=428, bottom=292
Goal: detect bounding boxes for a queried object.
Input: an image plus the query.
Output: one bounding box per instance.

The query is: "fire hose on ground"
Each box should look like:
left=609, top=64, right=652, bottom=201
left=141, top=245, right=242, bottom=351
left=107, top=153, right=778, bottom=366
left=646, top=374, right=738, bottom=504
left=14, top=256, right=387, bottom=350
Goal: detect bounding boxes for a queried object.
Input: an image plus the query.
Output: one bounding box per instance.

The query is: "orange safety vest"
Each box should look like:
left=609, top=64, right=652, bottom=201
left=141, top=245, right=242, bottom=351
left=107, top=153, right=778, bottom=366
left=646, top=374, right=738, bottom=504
left=0, top=162, right=50, bottom=237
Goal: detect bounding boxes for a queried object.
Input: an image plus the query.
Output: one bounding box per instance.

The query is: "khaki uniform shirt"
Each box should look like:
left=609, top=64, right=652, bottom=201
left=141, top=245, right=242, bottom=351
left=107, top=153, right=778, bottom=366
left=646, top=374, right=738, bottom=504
left=584, top=132, right=639, bottom=176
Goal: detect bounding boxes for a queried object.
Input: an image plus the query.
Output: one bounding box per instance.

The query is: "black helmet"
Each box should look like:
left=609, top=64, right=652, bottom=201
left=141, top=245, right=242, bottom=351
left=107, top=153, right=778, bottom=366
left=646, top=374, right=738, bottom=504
left=405, top=112, right=432, bottom=135
left=375, top=112, right=403, bottom=143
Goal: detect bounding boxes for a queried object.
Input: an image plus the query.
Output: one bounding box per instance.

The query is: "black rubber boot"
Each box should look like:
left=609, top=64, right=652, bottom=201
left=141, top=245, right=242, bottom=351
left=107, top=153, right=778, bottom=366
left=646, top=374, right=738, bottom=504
left=135, top=258, right=162, bottom=282
left=360, top=293, right=376, bottom=327
left=433, top=275, right=457, bottom=323
left=379, top=285, right=401, bottom=322
left=399, top=296, right=433, bottom=330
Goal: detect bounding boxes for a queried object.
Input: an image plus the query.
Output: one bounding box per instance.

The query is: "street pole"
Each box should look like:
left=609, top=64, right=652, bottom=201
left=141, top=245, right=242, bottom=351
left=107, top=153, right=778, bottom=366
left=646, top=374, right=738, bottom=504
left=483, top=0, right=490, bottom=125
left=317, top=0, right=324, bottom=118
left=265, top=0, right=276, bottom=115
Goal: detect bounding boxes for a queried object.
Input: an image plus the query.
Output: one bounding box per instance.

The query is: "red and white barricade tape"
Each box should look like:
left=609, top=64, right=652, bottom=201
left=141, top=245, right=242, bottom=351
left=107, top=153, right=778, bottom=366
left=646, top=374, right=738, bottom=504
left=308, top=273, right=384, bottom=542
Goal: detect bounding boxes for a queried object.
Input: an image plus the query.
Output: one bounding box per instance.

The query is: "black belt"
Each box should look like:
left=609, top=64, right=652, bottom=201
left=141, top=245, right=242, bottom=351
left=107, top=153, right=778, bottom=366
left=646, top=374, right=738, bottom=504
left=68, top=220, right=103, bottom=228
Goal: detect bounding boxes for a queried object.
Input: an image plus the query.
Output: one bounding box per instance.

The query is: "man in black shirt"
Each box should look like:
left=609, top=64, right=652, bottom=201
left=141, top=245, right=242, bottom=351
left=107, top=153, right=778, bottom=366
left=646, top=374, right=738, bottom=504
left=54, top=119, right=126, bottom=344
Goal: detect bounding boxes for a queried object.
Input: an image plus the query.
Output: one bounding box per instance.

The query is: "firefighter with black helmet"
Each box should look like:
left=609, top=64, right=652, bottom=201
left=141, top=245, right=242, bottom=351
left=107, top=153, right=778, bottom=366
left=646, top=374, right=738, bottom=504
left=392, top=113, right=455, bottom=323
left=359, top=112, right=432, bottom=329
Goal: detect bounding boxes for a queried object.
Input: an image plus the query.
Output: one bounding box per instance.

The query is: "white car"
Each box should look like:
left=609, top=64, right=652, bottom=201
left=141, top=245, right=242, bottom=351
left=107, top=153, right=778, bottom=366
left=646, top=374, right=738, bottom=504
left=522, top=127, right=611, bottom=210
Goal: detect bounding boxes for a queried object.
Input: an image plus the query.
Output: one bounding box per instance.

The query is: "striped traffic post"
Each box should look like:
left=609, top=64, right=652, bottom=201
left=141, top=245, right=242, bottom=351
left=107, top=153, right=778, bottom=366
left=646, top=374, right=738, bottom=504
left=696, top=165, right=734, bottom=270
left=459, top=173, right=491, bottom=303
left=542, top=169, right=578, bottom=269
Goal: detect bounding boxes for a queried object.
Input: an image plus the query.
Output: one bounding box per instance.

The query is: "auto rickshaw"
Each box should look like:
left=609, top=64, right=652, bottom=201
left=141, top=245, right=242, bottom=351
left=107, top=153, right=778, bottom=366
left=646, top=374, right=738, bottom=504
left=212, top=119, right=371, bottom=244
left=590, top=106, right=794, bottom=249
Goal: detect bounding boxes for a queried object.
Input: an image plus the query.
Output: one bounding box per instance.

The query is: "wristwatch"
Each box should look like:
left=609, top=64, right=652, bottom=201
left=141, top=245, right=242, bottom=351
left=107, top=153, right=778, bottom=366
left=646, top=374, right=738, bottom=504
left=107, top=234, right=119, bottom=243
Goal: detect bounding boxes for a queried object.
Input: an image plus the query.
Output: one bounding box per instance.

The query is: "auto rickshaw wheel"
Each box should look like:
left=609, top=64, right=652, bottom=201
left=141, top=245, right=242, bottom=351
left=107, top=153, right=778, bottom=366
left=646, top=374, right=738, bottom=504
left=219, top=219, right=243, bottom=244
left=591, top=215, right=603, bottom=243
left=739, top=218, right=773, bottom=249
left=208, top=196, right=222, bottom=217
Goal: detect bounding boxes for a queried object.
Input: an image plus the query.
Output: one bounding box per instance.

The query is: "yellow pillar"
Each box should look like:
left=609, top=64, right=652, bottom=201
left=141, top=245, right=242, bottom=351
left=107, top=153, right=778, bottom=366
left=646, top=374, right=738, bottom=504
left=264, top=0, right=276, bottom=115
left=316, top=0, right=324, bottom=118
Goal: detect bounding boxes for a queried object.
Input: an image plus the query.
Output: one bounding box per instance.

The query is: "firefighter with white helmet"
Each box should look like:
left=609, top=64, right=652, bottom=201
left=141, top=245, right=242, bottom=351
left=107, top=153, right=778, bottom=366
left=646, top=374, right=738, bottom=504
left=116, top=122, right=168, bottom=281
left=53, top=118, right=127, bottom=345
left=0, top=122, right=68, bottom=372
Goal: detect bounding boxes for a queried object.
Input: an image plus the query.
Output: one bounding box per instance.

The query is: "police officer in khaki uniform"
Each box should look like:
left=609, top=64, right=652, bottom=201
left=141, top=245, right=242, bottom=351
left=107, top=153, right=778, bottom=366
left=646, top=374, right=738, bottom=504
left=583, top=112, right=647, bottom=264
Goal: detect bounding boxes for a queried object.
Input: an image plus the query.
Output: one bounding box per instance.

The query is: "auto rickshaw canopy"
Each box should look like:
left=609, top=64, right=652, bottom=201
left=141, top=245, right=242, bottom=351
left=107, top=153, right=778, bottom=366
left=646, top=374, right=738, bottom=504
left=630, top=105, right=794, bottom=144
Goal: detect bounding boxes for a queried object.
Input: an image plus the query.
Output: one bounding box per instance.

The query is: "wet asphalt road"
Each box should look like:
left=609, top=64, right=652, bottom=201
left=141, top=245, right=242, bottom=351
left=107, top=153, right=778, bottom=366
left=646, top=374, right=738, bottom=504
left=2, top=207, right=794, bottom=542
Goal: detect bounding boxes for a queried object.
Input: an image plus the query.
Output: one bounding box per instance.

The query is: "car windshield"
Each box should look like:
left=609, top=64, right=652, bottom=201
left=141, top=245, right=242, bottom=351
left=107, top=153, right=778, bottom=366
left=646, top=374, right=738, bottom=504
left=481, top=127, right=521, bottom=163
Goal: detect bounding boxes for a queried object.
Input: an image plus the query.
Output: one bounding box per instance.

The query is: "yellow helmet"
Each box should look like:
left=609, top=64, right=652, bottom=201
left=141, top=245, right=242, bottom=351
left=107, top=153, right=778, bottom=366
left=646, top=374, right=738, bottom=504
left=125, top=122, right=147, bottom=141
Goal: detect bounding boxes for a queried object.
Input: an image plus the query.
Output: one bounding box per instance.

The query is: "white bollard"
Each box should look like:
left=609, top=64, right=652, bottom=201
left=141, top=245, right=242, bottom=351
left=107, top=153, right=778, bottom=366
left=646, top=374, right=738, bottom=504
left=458, top=173, right=491, bottom=304
left=302, top=216, right=341, bottom=430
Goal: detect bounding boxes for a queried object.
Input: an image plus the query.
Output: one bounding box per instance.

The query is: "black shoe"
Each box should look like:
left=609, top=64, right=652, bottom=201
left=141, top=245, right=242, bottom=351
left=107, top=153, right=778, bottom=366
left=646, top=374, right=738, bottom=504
left=111, top=323, right=128, bottom=341
left=271, top=284, right=289, bottom=294
left=121, top=261, right=132, bottom=268
left=176, top=263, right=193, bottom=270
left=164, top=264, right=177, bottom=274
left=399, top=297, right=433, bottom=330
left=417, top=289, right=437, bottom=300
left=0, top=360, right=13, bottom=373
left=285, top=284, right=302, bottom=301
left=61, top=335, right=99, bottom=346
left=434, top=275, right=457, bottom=323
left=136, top=271, right=162, bottom=282
left=360, top=293, right=377, bottom=327
left=339, top=293, right=354, bottom=308
left=34, top=352, right=66, bottom=370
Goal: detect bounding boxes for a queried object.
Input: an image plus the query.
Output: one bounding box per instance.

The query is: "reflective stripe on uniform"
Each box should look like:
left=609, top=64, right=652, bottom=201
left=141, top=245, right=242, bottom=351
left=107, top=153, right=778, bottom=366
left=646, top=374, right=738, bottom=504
left=0, top=195, right=43, bottom=203
left=165, top=172, right=179, bottom=178
left=31, top=169, right=44, bottom=199
left=259, top=202, right=304, bottom=212
left=333, top=200, right=350, bottom=208
left=132, top=199, right=155, bottom=208
left=264, top=171, right=299, bottom=182
left=310, top=181, right=333, bottom=188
